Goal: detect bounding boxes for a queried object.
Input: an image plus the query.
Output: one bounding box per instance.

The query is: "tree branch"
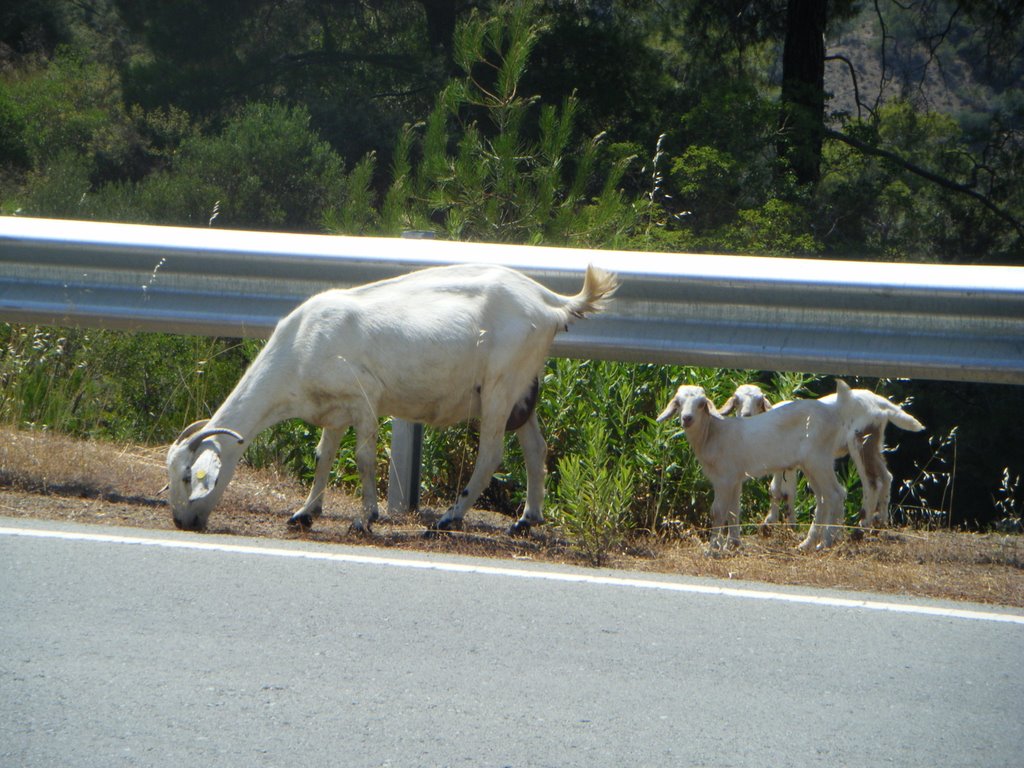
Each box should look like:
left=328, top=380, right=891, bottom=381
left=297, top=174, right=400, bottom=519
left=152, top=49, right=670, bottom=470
left=824, top=54, right=872, bottom=121
left=825, top=127, right=1024, bottom=240
left=272, top=49, right=424, bottom=75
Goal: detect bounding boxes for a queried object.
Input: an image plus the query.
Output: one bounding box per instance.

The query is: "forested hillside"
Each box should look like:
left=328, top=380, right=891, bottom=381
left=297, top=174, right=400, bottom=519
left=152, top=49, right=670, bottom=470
left=1, top=1, right=1022, bottom=538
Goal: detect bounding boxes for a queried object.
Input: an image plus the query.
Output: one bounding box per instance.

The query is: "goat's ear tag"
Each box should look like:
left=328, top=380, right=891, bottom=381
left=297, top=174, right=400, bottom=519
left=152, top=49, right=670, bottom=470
left=189, top=451, right=222, bottom=502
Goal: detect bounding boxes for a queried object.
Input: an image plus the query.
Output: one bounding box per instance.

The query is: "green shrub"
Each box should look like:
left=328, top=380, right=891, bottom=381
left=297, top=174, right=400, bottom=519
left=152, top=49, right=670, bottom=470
left=0, top=88, right=30, bottom=175
left=551, top=419, right=635, bottom=565
left=135, top=102, right=348, bottom=231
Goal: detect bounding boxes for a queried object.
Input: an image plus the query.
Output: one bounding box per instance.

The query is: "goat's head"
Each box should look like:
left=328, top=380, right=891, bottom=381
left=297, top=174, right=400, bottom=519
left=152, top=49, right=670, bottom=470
left=166, top=420, right=245, bottom=531
left=657, top=385, right=713, bottom=429
left=720, top=384, right=772, bottom=418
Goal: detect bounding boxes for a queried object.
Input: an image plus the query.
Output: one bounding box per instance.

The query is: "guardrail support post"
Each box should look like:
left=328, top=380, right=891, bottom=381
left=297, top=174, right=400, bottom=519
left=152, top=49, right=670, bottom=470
left=386, top=230, right=434, bottom=515
left=387, top=420, right=423, bottom=514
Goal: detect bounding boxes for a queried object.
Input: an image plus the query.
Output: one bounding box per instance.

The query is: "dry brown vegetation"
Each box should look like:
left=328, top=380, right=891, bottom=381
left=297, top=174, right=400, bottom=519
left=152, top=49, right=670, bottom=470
left=2, top=426, right=1022, bottom=608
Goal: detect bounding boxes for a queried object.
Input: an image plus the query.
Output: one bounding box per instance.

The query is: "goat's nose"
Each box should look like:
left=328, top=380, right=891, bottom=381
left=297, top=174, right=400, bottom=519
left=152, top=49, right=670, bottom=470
left=681, top=415, right=693, bottom=428
left=173, top=514, right=203, bottom=532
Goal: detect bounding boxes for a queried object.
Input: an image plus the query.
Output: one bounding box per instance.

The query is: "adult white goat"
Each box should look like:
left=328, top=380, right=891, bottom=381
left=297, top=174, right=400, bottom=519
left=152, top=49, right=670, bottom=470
left=722, top=383, right=921, bottom=534
left=657, top=380, right=923, bottom=551
left=167, top=263, right=619, bottom=534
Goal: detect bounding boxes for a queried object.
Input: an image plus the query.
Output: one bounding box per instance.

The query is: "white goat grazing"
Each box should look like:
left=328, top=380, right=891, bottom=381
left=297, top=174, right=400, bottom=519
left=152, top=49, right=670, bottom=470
left=167, top=263, right=619, bottom=535
left=722, top=383, right=923, bottom=534
left=657, top=380, right=922, bottom=550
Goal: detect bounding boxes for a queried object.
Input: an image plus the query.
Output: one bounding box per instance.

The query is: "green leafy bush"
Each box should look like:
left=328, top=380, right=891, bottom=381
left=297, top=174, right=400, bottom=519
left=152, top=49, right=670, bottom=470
left=552, top=419, right=635, bottom=565
left=135, top=102, right=348, bottom=230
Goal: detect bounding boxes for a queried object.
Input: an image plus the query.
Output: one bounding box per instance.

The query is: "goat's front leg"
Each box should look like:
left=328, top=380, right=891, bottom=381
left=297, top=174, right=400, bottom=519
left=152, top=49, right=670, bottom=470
left=781, top=470, right=798, bottom=525
left=798, top=471, right=846, bottom=551
left=288, top=426, right=346, bottom=529
left=433, top=417, right=506, bottom=532
left=761, top=477, right=781, bottom=532
left=351, top=415, right=380, bottom=532
left=819, top=481, right=848, bottom=548
left=509, top=411, right=547, bottom=536
left=710, top=481, right=742, bottom=550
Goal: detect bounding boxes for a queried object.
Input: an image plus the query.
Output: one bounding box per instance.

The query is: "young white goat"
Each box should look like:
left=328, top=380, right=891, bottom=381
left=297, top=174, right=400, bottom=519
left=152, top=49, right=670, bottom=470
left=719, top=384, right=796, bottom=529
left=657, top=380, right=923, bottom=550
left=167, top=263, right=619, bottom=535
left=722, top=383, right=923, bottom=534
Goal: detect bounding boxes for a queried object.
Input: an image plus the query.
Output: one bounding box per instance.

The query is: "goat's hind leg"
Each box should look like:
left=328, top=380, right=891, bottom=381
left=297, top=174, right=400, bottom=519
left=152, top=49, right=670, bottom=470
left=508, top=411, right=547, bottom=536
left=853, top=430, right=892, bottom=533
left=432, top=413, right=507, bottom=533
left=288, top=426, right=346, bottom=529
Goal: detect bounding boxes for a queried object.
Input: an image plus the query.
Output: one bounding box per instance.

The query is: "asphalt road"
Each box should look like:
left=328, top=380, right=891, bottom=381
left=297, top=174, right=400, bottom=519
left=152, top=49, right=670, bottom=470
left=2, top=517, right=1022, bottom=768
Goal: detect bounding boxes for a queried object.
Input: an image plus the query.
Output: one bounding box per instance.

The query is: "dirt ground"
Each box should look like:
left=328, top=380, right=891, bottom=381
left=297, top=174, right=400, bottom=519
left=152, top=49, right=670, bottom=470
left=2, top=426, right=1022, bottom=608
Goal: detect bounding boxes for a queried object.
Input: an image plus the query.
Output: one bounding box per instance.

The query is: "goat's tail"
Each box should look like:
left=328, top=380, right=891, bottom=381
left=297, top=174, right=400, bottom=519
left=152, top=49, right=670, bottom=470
left=836, top=379, right=925, bottom=433
left=565, top=264, right=620, bottom=319
left=859, top=387, right=926, bottom=433
left=882, top=403, right=925, bottom=433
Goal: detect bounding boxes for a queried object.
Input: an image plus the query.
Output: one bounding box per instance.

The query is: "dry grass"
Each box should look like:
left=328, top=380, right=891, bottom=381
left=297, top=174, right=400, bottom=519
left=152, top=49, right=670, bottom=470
left=2, top=426, right=1022, bottom=608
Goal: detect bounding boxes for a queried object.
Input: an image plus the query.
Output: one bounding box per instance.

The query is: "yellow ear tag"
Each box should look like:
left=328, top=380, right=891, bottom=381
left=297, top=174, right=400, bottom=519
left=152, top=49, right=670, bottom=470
left=195, top=469, right=207, bottom=481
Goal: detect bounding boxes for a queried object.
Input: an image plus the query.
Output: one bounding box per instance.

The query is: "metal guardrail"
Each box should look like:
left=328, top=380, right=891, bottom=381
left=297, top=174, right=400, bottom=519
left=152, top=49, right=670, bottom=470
left=2, top=216, right=1023, bottom=385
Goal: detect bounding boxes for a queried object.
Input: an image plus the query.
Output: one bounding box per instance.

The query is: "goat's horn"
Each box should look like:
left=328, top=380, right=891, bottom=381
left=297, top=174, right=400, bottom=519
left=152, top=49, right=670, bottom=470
left=174, top=419, right=210, bottom=445
left=186, top=427, right=245, bottom=454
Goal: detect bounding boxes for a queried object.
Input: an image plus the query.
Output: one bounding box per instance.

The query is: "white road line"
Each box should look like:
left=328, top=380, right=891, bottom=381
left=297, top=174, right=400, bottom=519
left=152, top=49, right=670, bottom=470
left=3, top=524, right=1023, bottom=625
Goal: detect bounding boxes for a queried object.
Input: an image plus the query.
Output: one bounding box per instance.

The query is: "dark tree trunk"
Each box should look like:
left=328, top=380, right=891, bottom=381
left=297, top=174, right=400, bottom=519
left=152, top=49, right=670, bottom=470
left=778, top=0, right=827, bottom=185
left=417, top=0, right=458, bottom=56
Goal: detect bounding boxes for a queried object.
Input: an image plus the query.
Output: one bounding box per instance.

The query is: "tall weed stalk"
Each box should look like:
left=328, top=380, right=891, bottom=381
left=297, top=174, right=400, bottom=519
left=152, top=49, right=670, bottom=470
left=895, top=426, right=958, bottom=529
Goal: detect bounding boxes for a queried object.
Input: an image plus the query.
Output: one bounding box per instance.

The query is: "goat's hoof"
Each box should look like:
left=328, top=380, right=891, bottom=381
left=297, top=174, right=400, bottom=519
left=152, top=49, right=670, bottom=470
left=850, top=527, right=866, bottom=542
left=287, top=512, right=314, bottom=530
left=350, top=518, right=372, bottom=535
left=423, top=524, right=458, bottom=540
left=430, top=518, right=463, bottom=533
left=507, top=520, right=534, bottom=537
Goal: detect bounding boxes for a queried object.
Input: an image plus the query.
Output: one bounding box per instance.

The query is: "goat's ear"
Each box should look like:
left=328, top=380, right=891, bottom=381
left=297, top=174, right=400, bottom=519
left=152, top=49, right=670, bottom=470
left=760, top=396, right=772, bottom=411
left=719, top=395, right=737, bottom=416
left=656, top=398, right=679, bottom=423
left=835, top=379, right=851, bottom=394
left=188, top=449, right=222, bottom=502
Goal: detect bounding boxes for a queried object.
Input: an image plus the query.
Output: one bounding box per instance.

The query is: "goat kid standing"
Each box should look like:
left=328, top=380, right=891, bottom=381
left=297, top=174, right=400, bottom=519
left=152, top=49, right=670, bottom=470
left=718, top=384, right=796, bottom=530
left=167, top=263, right=618, bottom=535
